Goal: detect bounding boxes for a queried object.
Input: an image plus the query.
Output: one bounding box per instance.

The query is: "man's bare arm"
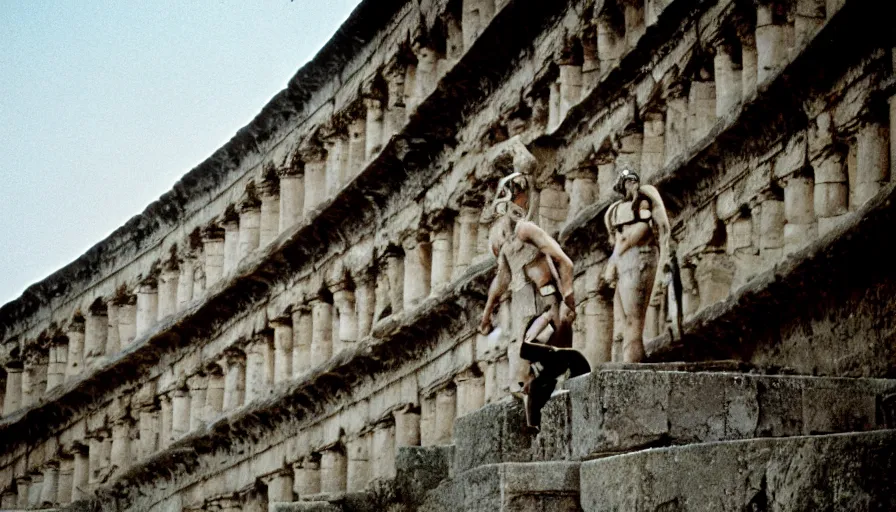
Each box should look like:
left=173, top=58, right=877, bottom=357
left=479, top=251, right=511, bottom=333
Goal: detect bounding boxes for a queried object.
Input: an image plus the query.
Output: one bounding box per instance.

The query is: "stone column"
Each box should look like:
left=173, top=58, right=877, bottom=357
left=597, top=159, right=617, bottom=201
left=372, top=424, right=397, bottom=480
left=264, top=469, right=294, bottom=503
left=325, top=133, right=349, bottom=197
left=245, top=337, right=269, bottom=403
left=223, top=351, right=246, bottom=411
left=346, top=435, right=370, bottom=492
left=292, top=306, right=312, bottom=376
left=387, top=251, right=405, bottom=315
left=783, top=174, right=817, bottom=255
left=22, top=350, right=46, bottom=409
left=756, top=3, right=787, bottom=84
left=27, top=473, right=42, bottom=509
left=693, top=252, right=735, bottom=310
left=57, top=457, right=74, bottom=506
left=176, top=254, right=195, bottom=311
left=187, top=374, right=207, bottom=431
left=272, top=318, right=294, bottom=385
left=430, top=227, right=454, bottom=292
left=222, top=218, right=240, bottom=275
left=47, top=341, right=67, bottom=392
left=420, top=395, right=436, bottom=446
left=623, top=0, right=646, bottom=49
left=87, top=432, right=104, bottom=488
left=294, top=456, right=321, bottom=497
left=332, top=286, right=357, bottom=356
left=462, top=0, right=495, bottom=50
left=890, top=95, right=896, bottom=180
left=739, top=31, right=758, bottom=99
left=15, top=476, right=30, bottom=509
left=452, top=208, right=479, bottom=279
left=2, top=364, right=22, bottom=415
left=640, top=113, right=666, bottom=179
left=558, top=63, right=583, bottom=123
left=158, top=393, right=172, bottom=448
left=354, top=271, right=376, bottom=339
left=135, top=281, right=158, bottom=338
left=596, top=10, right=625, bottom=71
left=758, top=198, right=786, bottom=266
left=455, top=371, right=485, bottom=418
left=689, top=70, right=716, bottom=144
left=434, top=387, right=457, bottom=445
left=168, top=388, right=190, bottom=440
left=260, top=180, right=280, bottom=247
left=795, top=0, right=825, bottom=48
left=238, top=202, right=261, bottom=260
left=157, top=267, right=179, bottom=321
left=278, top=168, right=305, bottom=233
left=105, top=302, right=121, bottom=356
left=364, top=97, right=384, bottom=160
left=664, top=85, right=689, bottom=165
left=384, top=62, right=407, bottom=139
left=71, top=447, right=89, bottom=501
left=582, top=294, right=613, bottom=366
left=117, top=297, right=137, bottom=350
left=84, top=307, right=108, bottom=368
left=110, top=418, right=132, bottom=475
left=302, top=146, right=328, bottom=217
left=445, top=11, right=464, bottom=63
left=310, top=299, right=334, bottom=367
left=403, top=235, right=431, bottom=309
left=393, top=407, right=421, bottom=447
left=65, top=319, right=86, bottom=381
left=714, top=43, right=742, bottom=116
left=320, top=448, right=347, bottom=494
left=204, top=369, right=225, bottom=422
left=538, top=186, right=570, bottom=236
left=348, top=115, right=367, bottom=179
left=374, top=264, right=392, bottom=323
left=203, top=228, right=226, bottom=287
left=138, top=404, right=160, bottom=459
left=855, top=121, right=890, bottom=206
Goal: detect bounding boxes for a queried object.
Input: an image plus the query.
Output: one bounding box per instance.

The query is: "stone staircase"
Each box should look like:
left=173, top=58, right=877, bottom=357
left=406, top=363, right=896, bottom=511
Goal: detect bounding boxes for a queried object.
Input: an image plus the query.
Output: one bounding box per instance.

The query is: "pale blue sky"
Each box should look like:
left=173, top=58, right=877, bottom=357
left=0, top=0, right=362, bottom=305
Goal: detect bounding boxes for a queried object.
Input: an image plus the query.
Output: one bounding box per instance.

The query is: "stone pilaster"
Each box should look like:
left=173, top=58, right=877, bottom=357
left=202, top=226, right=226, bottom=288
left=278, top=167, right=305, bottom=233
left=157, top=266, right=179, bottom=321
left=310, top=298, right=333, bottom=367
left=291, top=306, right=312, bottom=377
left=64, top=319, right=86, bottom=381
left=85, top=306, right=108, bottom=366
left=135, top=281, right=158, bottom=338
left=238, top=201, right=261, bottom=261
left=272, top=318, right=294, bottom=385
left=402, top=234, right=431, bottom=309
left=2, top=363, right=23, bottom=416
left=259, top=179, right=280, bottom=247
left=222, top=350, right=246, bottom=411
left=320, top=448, right=347, bottom=494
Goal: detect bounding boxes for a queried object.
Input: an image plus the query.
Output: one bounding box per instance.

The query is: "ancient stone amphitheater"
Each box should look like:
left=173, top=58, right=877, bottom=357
left=3, top=0, right=896, bottom=510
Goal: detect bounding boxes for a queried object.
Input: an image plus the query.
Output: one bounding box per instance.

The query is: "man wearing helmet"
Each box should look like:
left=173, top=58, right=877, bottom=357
left=601, top=169, right=673, bottom=363
left=478, top=138, right=589, bottom=428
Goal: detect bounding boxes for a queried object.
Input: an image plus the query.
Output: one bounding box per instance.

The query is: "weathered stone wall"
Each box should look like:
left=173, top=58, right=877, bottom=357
left=1, top=0, right=894, bottom=510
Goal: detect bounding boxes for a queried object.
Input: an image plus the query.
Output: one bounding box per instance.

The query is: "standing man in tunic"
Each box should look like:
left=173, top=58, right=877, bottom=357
left=601, top=169, right=673, bottom=363
left=478, top=139, right=589, bottom=428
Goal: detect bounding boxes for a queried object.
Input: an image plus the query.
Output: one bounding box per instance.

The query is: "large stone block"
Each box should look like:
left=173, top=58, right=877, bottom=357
left=270, top=502, right=341, bottom=512
left=419, top=461, right=580, bottom=512
left=580, top=430, right=896, bottom=511
left=569, top=370, right=896, bottom=459
left=452, top=398, right=535, bottom=474
left=394, top=445, right=454, bottom=506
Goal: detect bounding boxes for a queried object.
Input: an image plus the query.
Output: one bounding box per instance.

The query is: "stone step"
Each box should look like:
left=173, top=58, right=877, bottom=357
left=452, top=369, right=896, bottom=473
left=271, top=502, right=342, bottom=512
left=418, top=461, right=581, bottom=512
left=579, top=429, right=896, bottom=511
left=568, top=369, right=896, bottom=459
